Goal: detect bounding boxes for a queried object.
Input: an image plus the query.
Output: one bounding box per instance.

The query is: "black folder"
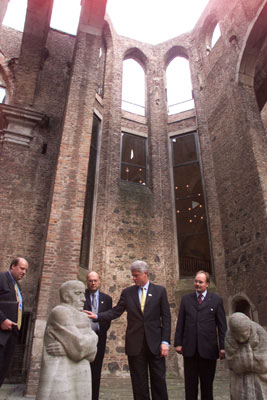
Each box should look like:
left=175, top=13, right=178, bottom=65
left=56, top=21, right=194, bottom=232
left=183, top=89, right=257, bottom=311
left=0, top=301, right=18, bottom=322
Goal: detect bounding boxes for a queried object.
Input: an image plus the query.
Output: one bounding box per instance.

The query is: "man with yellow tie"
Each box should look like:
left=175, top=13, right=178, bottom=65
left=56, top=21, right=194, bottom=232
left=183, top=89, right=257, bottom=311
left=86, top=260, right=171, bottom=400
left=0, top=257, right=28, bottom=386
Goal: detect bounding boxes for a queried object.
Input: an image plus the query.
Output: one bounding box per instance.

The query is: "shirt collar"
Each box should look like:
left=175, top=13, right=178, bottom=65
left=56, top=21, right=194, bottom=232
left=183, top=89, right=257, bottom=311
left=140, top=281, right=149, bottom=291
left=196, top=290, right=207, bottom=298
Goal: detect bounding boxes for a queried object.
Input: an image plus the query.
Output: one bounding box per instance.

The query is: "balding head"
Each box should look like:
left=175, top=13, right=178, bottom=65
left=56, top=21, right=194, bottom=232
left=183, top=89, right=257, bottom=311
left=86, top=271, right=100, bottom=293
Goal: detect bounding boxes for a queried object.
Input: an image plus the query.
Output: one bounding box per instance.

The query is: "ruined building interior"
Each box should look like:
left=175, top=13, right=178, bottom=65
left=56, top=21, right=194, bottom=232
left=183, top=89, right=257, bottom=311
left=0, top=0, right=267, bottom=395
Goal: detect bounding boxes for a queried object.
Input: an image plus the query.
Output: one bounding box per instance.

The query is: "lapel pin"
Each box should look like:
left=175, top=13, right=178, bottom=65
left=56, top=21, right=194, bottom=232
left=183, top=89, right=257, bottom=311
left=211, top=308, right=213, bottom=311
left=101, top=301, right=104, bottom=304
left=148, top=294, right=152, bottom=297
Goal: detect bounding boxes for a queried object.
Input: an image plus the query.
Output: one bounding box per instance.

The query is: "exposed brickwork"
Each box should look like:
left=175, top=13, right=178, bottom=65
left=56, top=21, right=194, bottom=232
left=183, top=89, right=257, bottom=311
left=0, top=0, right=267, bottom=393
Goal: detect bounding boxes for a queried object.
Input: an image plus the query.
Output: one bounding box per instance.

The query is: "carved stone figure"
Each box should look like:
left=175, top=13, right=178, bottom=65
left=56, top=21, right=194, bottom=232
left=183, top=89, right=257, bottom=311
left=36, top=280, right=98, bottom=400
left=225, top=312, right=267, bottom=400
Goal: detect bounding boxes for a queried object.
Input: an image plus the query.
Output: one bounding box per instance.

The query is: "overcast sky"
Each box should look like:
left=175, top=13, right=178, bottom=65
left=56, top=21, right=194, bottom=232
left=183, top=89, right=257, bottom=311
left=3, top=0, right=211, bottom=112
left=4, top=0, right=210, bottom=44
left=106, top=0, right=210, bottom=44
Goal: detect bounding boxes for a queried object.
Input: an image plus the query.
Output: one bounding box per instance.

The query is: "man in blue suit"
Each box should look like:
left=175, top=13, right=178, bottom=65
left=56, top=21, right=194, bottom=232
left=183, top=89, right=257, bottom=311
left=174, top=270, right=227, bottom=400
left=84, top=271, right=112, bottom=400
left=86, top=260, right=171, bottom=400
left=0, top=257, right=28, bottom=386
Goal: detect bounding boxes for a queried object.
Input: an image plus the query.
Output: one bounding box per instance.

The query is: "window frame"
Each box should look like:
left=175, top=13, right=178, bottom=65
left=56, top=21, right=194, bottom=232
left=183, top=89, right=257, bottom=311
left=170, top=131, right=213, bottom=277
left=120, top=131, right=148, bottom=186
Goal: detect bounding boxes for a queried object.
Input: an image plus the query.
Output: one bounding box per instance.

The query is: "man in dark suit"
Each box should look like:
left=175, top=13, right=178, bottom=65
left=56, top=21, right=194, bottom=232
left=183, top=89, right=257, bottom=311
left=83, top=271, right=112, bottom=400
left=0, top=257, right=28, bottom=386
left=174, top=270, right=227, bottom=400
left=85, top=260, right=171, bottom=400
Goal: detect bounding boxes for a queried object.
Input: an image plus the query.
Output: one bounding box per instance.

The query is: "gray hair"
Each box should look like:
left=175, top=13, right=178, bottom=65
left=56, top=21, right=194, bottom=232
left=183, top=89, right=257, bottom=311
left=130, top=260, right=149, bottom=274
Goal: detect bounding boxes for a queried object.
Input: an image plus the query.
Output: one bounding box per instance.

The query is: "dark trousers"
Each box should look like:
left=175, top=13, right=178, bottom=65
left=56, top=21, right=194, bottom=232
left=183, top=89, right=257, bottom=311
left=128, top=337, right=168, bottom=400
left=0, top=330, right=18, bottom=386
left=184, top=353, right=217, bottom=400
left=90, top=333, right=106, bottom=400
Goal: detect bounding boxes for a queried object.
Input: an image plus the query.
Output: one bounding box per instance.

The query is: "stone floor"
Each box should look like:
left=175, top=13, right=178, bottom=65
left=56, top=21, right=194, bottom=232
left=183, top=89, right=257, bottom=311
left=0, top=373, right=230, bottom=399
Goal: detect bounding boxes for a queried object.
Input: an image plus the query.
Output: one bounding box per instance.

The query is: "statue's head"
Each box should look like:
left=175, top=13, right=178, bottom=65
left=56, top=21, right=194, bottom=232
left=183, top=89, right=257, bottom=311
left=229, top=312, right=252, bottom=343
left=59, top=280, right=86, bottom=311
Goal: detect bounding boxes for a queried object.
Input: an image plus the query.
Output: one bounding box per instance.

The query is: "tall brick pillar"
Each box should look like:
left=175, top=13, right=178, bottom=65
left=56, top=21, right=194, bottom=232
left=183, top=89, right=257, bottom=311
left=25, top=0, right=107, bottom=395
left=12, top=0, right=54, bottom=107
left=0, top=0, right=9, bottom=25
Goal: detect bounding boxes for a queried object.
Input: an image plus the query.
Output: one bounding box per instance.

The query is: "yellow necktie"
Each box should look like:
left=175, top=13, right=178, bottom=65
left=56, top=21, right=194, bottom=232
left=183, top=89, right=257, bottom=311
left=14, top=283, right=22, bottom=330
left=140, top=287, right=146, bottom=313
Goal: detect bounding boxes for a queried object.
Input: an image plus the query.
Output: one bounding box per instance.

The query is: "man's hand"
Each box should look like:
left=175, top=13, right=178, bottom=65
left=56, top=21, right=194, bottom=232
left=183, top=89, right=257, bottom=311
left=46, top=342, right=66, bottom=357
left=175, top=346, right=183, bottom=354
left=0, top=319, right=17, bottom=331
left=160, top=343, right=169, bottom=357
left=219, top=349, right=225, bottom=360
left=82, top=310, right=97, bottom=319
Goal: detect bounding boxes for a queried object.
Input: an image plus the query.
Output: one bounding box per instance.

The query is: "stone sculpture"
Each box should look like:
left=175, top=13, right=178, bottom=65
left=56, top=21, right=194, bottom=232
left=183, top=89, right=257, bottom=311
left=225, top=312, right=267, bottom=400
left=36, top=280, right=98, bottom=400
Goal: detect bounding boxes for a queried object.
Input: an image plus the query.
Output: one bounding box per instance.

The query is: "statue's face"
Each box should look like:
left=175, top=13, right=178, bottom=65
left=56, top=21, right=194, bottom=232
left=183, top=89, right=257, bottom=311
left=232, top=325, right=251, bottom=343
left=66, top=284, right=86, bottom=311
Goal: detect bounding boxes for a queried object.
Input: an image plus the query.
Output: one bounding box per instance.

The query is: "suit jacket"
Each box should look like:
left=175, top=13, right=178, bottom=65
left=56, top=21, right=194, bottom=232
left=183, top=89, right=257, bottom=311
left=84, top=289, right=112, bottom=339
left=0, top=271, right=20, bottom=345
left=97, top=282, right=171, bottom=356
left=174, top=291, right=227, bottom=360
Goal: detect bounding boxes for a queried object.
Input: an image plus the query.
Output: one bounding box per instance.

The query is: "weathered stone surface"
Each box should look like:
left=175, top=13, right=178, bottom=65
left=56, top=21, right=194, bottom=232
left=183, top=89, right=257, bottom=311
left=0, top=0, right=267, bottom=394
left=225, top=313, right=267, bottom=400
left=36, top=280, right=98, bottom=400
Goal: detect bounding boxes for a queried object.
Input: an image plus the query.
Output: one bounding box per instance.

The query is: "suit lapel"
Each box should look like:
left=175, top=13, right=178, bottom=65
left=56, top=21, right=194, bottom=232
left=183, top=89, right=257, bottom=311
left=98, top=292, right=107, bottom=312
left=6, top=271, right=15, bottom=292
left=190, top=292, right=199, bottom=310
left=143, top=282, right=153, bottom=312
left=201, top=291, right=212, bottom=309
left=132, top=286, right=141, bottom=312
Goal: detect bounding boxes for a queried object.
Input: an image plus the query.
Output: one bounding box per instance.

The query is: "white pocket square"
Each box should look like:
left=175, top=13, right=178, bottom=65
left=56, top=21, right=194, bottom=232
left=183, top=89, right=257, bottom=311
left=148, top=294, right=152, bottom=297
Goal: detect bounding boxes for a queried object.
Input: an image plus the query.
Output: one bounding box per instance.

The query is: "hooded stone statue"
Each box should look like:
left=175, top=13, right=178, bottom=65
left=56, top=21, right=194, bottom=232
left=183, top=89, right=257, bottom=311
left=225, top=312, right=267, bottom=400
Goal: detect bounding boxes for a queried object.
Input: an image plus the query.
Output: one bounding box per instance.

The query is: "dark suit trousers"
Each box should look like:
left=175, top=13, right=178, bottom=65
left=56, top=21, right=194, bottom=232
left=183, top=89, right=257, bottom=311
left=128, top=336, right=168, bottom=400
left=90, top=333, right=106, bottom=400
left=184, top=353, right=216, bottom=400
left=0, top=329, right=18, bottom=386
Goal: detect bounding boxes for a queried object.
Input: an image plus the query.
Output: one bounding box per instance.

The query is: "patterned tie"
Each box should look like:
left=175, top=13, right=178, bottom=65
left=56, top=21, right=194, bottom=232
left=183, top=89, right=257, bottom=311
left=140, top=287, right=146, bottom=313
left=14, top=282, right=22, bottom=330
left=198, top=294, right=203, bottom=304
left=91, top=293, right=99, bottom=332
left=92, top=293, right=97, bottom=313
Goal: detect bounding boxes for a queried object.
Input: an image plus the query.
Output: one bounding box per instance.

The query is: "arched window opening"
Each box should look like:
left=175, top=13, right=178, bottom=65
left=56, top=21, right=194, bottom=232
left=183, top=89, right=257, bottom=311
left=0, top=85, right=6, bottom=103
left=232, top=299, right=252, bottom=319
left=50, top=0, right=81, bottom=35
left=261, top=102, right=267, bottom=133
left=211, top=23, right=221, bottom=49
left=122, top=59, right=145, bottom=116
left=166, top=57, right=194, bottom=115
left=171, top=132, right=211, bottom=277
left=3, top=0, right=27, bottom=32
left=0, top=68, right=8, bottom=103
